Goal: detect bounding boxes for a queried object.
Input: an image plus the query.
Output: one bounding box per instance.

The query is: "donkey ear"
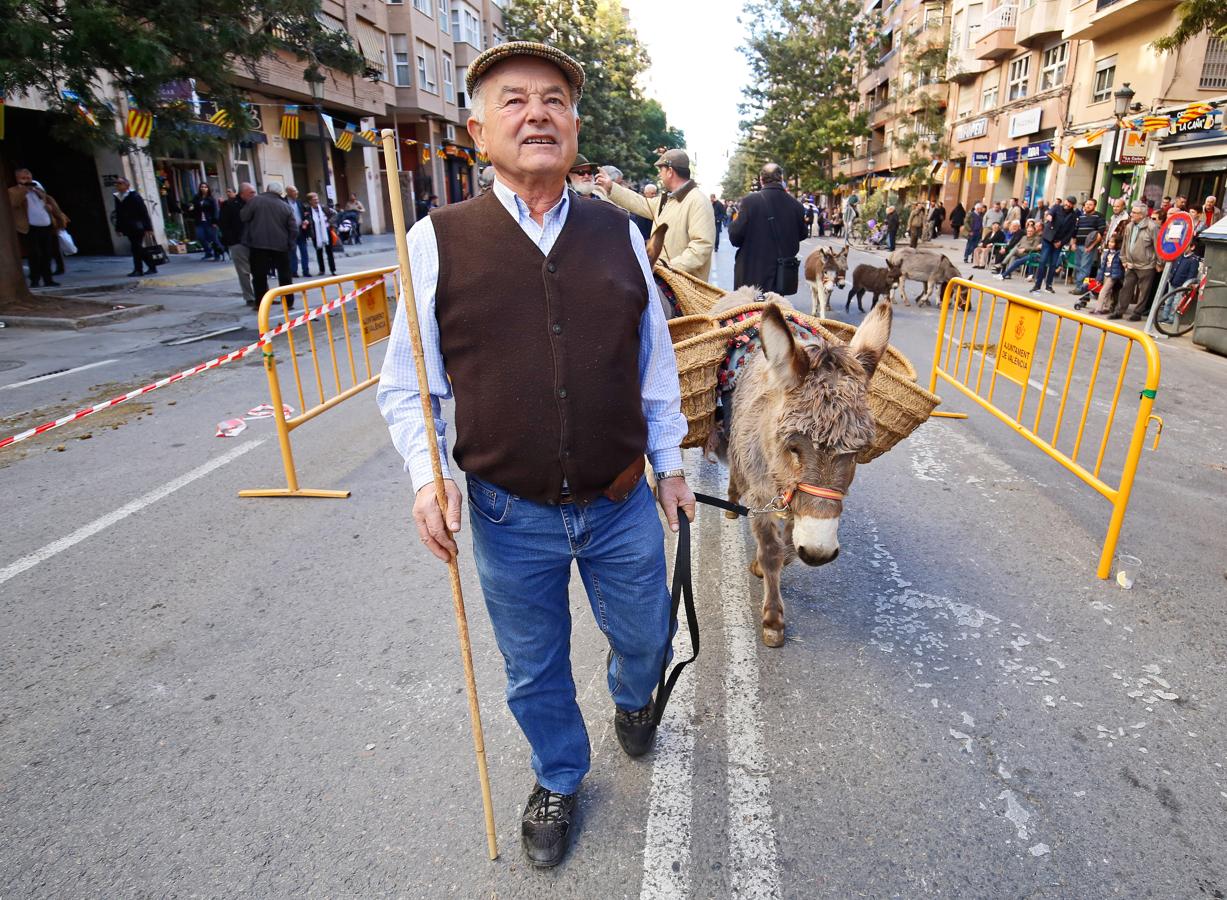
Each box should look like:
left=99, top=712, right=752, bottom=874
left=758, top=303, right=806, bottom=389
left=848, top=302, right=893, bottom=380
left=645, top=222, right=669, bottom=268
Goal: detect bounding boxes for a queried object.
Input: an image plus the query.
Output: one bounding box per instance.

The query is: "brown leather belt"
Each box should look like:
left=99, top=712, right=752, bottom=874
left=557, top=455, right=646, bottom=505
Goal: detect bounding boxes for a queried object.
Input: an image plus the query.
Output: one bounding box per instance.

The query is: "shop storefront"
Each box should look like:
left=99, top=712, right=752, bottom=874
left=1020, top=140, right=1054, bottom=208
left=1154, top=111, right=1226, bottom=207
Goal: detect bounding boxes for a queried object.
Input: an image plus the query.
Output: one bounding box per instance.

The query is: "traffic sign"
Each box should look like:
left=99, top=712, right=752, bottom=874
left=1156, top=210, right=1195, bottom=261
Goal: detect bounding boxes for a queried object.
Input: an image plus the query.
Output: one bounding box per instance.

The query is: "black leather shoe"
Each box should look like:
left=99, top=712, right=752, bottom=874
left=521, top=783, right=576, bottom=868
left=615, top=701, right=657, bottom=757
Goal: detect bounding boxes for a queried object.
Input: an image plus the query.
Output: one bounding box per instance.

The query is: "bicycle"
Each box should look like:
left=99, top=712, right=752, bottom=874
left=846, top=218, right=889, bottom=252
left=1154, top=258, right=1225, bottom=337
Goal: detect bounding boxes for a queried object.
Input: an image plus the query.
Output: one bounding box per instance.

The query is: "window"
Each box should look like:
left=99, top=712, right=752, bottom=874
left=1040, top=42, right=1067, bottom=90
left=1007, top=54, right=1030, bottom=100
left=966, top=3, right=983, bottom=48
left=443, top=52, right=455, bottom=102
left=1092, top=55, right=1116, bottom=102
left=923, top=5, right=943, bottom=29
left=1202, top=36, right=1227, bottom=90
left=981, top=83, right=998, bottom=110
left=459, top=5, right=481, bottom=47
left=417, top=39, right=438, bottom=93
left=391, top=34, right=411, bottom=86
left=457, top=66, right=468, bottom=107
left=439, top=0, right=450, bottom=31
left=387, top=0, right=402, bottom=4
left=412, top=0, right=431, bottom=14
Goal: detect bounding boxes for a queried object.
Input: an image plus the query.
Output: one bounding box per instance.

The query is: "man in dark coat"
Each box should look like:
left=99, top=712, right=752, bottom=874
left=240, top=180, right=297, bottom=308
left=711, top=194, right=727, bottom=250
left=884, top=205, right=900, bottom=251
left=728, top=163, right=807, bottom=293
left=949, top=202, right=966, bottom=237
left=111, top=176, right=157, bottom=277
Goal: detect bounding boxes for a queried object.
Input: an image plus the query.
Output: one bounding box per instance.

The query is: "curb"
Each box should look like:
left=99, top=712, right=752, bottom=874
left=0, top=303, right=163, bottom=330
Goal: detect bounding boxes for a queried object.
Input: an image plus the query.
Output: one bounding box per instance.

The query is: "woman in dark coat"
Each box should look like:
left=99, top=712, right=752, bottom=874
left=949, top=202, right=966, bottom=237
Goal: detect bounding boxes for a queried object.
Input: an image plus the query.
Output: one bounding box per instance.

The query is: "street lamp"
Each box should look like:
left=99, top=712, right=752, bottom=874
left=1103, top=82, right=1136, bottom=213
left=307, top=72, right=332, bottom=202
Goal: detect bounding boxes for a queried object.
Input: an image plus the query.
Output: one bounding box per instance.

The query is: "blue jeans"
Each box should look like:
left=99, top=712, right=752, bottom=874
left=467, top=473, right=671, bottom=795
left=195, top=222, right=223, bottom=258
left=1075, top=247, right=1098, bottom=287
left=1032, top=241, right=1062, bottom=290
left=963, top=231, right=980, bottom=262
left=1001, top=252, right=1038, bottom=279
left=292, top=234, right=311, bottom=277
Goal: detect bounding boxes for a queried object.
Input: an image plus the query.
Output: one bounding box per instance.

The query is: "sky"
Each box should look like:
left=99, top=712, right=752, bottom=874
left=620, top=0, right=751, bottom=196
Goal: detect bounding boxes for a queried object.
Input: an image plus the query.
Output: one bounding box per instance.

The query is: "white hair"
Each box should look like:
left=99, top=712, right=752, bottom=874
left=266, top=180, right=284, bottom=195
left=601, top=165, right=622, bottom=182
left=469, top=76, right=579, bottom=124
left=1131, top=202, right=1148, bottom=214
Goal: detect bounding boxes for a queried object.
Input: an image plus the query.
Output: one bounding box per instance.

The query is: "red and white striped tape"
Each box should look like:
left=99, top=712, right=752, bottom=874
left=0, top=278, right=386, bottom=450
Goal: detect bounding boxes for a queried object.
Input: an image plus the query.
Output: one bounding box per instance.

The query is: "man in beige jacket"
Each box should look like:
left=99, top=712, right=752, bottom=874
left=596, top=149, right=715, bottom=281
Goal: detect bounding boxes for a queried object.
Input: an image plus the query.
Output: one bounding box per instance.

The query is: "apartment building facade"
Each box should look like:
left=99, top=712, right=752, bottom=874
left=2, top=0, right=505, bottom=256
left=835, top=0, right=951, bottom=205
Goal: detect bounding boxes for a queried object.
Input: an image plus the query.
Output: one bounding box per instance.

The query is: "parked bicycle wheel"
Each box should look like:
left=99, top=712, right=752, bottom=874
left=1153, top=285, right=1198, bottom=337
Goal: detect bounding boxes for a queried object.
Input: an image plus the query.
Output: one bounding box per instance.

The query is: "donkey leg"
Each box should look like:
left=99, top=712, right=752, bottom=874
left=751, top=516, right=788, bottom=647
left=726, top=467, right=743, bottom=521
left=809, top=282, right=820, bottom=317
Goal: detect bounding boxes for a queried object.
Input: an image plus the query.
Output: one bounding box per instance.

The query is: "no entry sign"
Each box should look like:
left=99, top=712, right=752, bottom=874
left=1157, top=211, right=1195, bottom=261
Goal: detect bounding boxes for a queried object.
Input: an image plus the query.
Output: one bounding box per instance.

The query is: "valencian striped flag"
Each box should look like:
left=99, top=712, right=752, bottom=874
left=210, top=107, right=234, bottom=128
left=361, top=128, right=379, bottom=144
left=335, top=122, right=355, bottom=152
left=280, top=105, right=301, bottom=139
left=126, top=108, right=154, bottom=139
left=1141, top=115, right=1172, bottom=132
left=1178, top=102, right=1213, bottom=125
left=421, top=144, right=432, bottom=163
left=61, top=90, right=98, bottom=126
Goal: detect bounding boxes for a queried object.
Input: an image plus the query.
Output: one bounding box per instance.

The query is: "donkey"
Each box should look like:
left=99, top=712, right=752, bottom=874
left=725, top=301, right=893, bottom=647
left=803, top=244, right=848, bottom=318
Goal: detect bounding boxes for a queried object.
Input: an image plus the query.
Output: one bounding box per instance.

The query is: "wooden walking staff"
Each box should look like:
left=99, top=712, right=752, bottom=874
left=379, top=128, right=499, bottom=861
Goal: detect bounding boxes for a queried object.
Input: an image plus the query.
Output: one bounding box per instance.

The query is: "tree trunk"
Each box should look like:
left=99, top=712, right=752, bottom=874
left=0, top=157, right=37, bottom=307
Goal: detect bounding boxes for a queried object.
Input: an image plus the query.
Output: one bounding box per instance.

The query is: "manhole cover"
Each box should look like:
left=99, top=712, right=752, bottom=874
left=0, top=360, right=25, bottom=374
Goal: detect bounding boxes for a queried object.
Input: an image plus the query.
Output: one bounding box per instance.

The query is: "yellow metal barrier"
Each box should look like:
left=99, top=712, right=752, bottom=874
left=239, top=266, right=398, bottom=499
left=930, top=278, right=1163, bottom=579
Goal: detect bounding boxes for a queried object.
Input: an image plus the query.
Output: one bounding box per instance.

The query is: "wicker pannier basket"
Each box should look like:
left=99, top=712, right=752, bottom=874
left=654, top=264, right=725, bottom=317
left=670, top=302, right=939, bottom=461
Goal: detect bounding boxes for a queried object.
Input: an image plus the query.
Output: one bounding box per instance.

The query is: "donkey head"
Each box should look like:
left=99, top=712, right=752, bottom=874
left=758, top=301, right=893, bottom=566
left=645, top=222, right=670, bottom=268
left=821, top=245, right=848, bottom=290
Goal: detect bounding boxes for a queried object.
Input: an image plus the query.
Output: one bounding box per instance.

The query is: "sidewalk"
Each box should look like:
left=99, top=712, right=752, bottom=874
left=30, top=233, right=400, bottom=300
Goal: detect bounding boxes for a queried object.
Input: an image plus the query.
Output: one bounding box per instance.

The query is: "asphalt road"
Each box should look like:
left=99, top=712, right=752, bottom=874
left=2, top=236, right=1225, bottom=898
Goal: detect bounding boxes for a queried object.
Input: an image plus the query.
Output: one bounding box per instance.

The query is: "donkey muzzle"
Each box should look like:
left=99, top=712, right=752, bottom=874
left=793, top=515, right=840, bottom=566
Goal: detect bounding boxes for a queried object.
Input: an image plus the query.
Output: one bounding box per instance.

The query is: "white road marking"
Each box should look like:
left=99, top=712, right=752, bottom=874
left=721, top=518, right=781, bottom=900
left=0, top=359, right=118, bottom=391
left=165, top=326, right=243, bottom=346
left=640, top=510, right=699, bottom=900
left=0, top=439, right=264, bottom=587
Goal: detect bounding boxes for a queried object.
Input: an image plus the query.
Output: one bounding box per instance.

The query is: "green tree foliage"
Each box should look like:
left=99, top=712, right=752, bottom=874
left=1153, top=0, right=1227, bottom=52
left=0, top=0, right=366, bottom=303
left=891, top=32, right=950, bottom=184
left=721, top=141, right=760, bottom=198
left=736, top=0, right=866, bottom=193
left=503, top=0, right=683, bottom=181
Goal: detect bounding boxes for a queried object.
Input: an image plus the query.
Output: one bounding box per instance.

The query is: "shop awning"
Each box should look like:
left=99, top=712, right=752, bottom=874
left=185, top=121, right=267, bottom=144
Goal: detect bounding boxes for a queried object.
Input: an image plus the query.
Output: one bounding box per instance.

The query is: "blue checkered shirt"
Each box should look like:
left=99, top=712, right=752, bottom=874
left=376, top=179, right=687, bottom=492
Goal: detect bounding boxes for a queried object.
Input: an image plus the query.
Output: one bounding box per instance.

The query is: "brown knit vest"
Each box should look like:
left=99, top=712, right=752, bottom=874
left=431, top=189, right=648, bottom=504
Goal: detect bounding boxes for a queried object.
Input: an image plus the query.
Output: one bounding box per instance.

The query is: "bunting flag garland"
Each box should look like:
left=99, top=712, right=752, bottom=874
left=335, top=122, right=356, bottom=151
left=1178, top=102, right=1213, bottom=125
left=280, top=105, right=300, bottom=139
left=403, top=138, right=418, bottom=147
left=1141, top=115, right=1172, bottom=133
left=126, top=108, right=154, bottom=139
left=61, top=90, right=98, bottom=126
left=1047, top=148, right=1076, bottom=168
left=1082, top=126, right=1108, bottom=145
left=321, top=113, right=337, bottom=145
left=209, top=107, right=233, bottom=128
left=361, top=128, right=379, bottom=144
left=421, top=145, right=432, bottom=163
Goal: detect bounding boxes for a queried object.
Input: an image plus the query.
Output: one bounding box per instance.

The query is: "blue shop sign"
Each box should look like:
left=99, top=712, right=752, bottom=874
left=1022, top=141, right=1054, bottom=162
left=991, top=148, right=1019, bottom=166
left=971, top=152, right=991, bottom=168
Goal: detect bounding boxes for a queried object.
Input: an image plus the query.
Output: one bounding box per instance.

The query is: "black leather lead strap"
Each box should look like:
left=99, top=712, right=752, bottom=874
left=652, top=494, right=751, bottom=726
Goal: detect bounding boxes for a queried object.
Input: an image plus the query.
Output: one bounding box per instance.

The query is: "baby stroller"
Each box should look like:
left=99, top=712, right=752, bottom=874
left=334, top=210, right=360, bottom=246
left=1072, top=277, right=1103, bottom=311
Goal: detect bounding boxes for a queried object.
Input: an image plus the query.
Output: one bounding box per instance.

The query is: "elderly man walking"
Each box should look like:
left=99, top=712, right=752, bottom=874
left=219, top=183, right=255, bottom=306
left=8, top=168, right=67, bottom=288
left=241, top=181, right=297, bottom=309
left=728, top=162, right=806, bottom=293
left=376, top=41, right=693, bottom=870
left=1109, top=203, right=1161, bottom=321
left=596, top=147, right=715, bottom=280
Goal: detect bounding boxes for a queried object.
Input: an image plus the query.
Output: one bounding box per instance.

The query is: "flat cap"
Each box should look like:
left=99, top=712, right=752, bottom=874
left=465, top=41, right=585, bottom=99
left=654, top=148, right=689, bottom=169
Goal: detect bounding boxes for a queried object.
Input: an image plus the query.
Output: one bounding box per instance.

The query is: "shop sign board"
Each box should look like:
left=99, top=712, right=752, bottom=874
left=1156, top=211, right=1195, bottom=262
left=1022, top=141, right=1054, bottom=162
left=996, top=302, right=1043, bottom=386
left=1008, top=107, right=1042, bottom=139
left=971, top=152, right=991, bottom=168
left=957, top=118, right=988, bottom=142
left=1118, top=131, right=1148, bottom=165
left=991, top=148, right=1019, bottom=167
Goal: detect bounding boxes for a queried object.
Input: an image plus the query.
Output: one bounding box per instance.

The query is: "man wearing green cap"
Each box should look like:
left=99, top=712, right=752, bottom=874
left=377, top=40, right=693, bottom=869
left=596, top=148, right=716, bottom=281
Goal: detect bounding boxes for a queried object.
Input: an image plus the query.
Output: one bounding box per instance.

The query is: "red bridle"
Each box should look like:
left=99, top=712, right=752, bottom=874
left=780, top=483, right=845, bottom=507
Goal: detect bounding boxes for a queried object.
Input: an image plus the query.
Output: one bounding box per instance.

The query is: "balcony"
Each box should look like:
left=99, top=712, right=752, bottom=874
left=869, top=99, right=896, bottom=125
left=905, top=81, right=948, bottom=113
left=947, top=43, right=991, bottom=83
left=1015, top=0, right=1066, bottom=47
left=974, top=4, right=1019, bottom=60
left=1064, top=0, right=1179, bottom=40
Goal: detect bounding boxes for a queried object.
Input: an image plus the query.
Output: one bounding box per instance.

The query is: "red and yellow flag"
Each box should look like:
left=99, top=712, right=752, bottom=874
left=126, top=109, right=153, bottom=140
left=280, top=105, right=300, bottom=140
